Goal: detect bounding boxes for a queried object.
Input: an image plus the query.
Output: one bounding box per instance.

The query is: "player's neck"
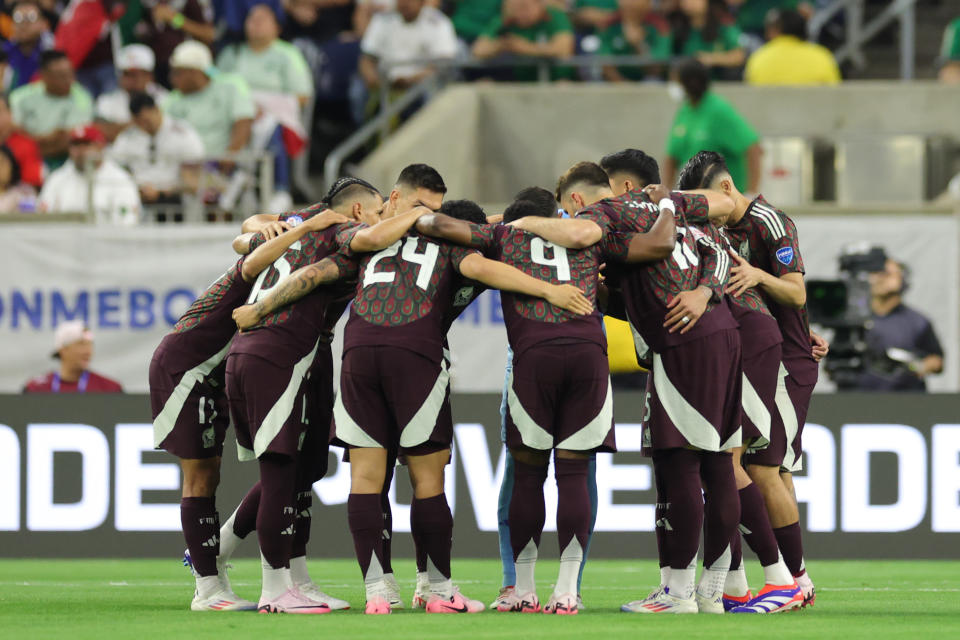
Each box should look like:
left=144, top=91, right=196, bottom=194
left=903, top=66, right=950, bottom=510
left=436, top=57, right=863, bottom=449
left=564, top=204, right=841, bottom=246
left=59, top=363, right=84, bottom=383
left=871, top=294, right=900, bottom=317
left=728, top=193, right=751, bottom=224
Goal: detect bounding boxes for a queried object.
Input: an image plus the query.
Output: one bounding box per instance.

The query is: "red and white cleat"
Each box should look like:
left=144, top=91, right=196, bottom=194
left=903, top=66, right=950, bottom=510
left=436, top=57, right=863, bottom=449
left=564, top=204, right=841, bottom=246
left=543, top=593, right=578, bottom=615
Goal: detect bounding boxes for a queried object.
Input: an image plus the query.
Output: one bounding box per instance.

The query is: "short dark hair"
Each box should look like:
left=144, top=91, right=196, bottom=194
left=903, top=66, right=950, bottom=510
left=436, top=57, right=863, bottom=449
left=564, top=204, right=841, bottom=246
left=330, top=182, right=381, bottom=210
left=677, top=150, right=730, bottom=190
left=769, top=9, right=807, bottom=39
left=514, top=186, right=557, bottom=217
left=676, top=57, right=710, bottom=103
left=40, top=49, right=69, bottom=70
left=439, top=199, right=487, bottom=224
left=555, top=161, right=610, bottom=203
left=502, top=199, right=549, bottom=225
left=600, top=149, right=661, bottom=188
left=128, top=92, right=156, bottom=116
left=395, top=163, right=446, bottom=194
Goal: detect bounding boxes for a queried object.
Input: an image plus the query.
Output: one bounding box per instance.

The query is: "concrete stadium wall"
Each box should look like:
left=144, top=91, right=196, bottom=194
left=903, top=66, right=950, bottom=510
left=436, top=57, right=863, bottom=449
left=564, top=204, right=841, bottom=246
left=359, top=81, right=960, bottom=203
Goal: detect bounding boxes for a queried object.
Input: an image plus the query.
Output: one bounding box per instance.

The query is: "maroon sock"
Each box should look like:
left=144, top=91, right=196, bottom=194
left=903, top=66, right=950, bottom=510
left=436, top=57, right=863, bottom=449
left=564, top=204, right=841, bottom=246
left=739, top=484, right=780, bottom=567
left=291, top=490, right=312, bottom=559
left=554, top=457, right=590, bottom=554
left=256, top=455, right=297, bottom=570
left=348, top=493, right=387, bottom=581
left=701, top=452, right=739, bottom=569
left=181, top=497, right=219, bottom=577
left=652, top=449, right=703, bottom=569
left=773, top=522, right=805, bottom=577
left=653, top=459, right=669, bottom=568
left=509, top=460, right=548, bottom=560
left=411, top=494, right=453, bottom=580
left=232, top=482, right=261, bottom=539
left=381, top=460, right=395, bottom=575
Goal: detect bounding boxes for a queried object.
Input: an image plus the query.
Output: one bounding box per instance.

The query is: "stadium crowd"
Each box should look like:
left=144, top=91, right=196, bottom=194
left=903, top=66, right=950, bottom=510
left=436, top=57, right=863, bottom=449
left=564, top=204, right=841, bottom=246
left=1, top=0, right=954, bottom=223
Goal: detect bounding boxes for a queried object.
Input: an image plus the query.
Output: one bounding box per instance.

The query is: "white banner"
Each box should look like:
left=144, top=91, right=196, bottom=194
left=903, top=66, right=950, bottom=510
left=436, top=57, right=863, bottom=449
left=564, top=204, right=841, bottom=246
left=1, top=217, right=957, bottom=392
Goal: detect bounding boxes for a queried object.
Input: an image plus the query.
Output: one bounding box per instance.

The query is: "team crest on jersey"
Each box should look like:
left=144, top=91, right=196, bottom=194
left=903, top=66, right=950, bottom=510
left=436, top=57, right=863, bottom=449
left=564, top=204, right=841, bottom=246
left=287, top=215, right=304, bottom=227
left=453, top=286, right=475, bottom=307
left=739, top=239, right=750, bottom=260
left=776, top=247, right=794, bottom=265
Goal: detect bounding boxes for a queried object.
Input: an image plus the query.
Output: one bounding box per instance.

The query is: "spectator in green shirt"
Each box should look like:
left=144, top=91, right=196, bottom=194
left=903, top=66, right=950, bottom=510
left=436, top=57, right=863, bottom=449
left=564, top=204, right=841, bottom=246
left=572, top=0, right=619, bottom=34
left=668, top=0, right=745, bottom=74
left=663, top=58, right=761, bottom=193
left=939, top=17, right=960, bottom=84
left=9, top=49, right=93, bottom=167
left=451, top=0, right=502, bottom=44
left=472, top=0, right=576, bottom=81
left=600, top=0, right=671, bottom=82
left=216, top=4, right=314, bottom=106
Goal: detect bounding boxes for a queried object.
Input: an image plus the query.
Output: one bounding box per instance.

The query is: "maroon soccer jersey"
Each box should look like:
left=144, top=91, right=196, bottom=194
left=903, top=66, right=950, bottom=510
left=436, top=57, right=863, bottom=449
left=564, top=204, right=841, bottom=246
left=229, top=223, right=360, bottom=366
left=340, top=229, right=478, bottom=364
left=726, top=196, right=817, bottom=382
left=23, top=370, right=123, bottom=393
left=155, top=232, right=266, bottom=372
left=578, top=188, right=738, bottom=353
left=465, top=223, right=606, bottom=358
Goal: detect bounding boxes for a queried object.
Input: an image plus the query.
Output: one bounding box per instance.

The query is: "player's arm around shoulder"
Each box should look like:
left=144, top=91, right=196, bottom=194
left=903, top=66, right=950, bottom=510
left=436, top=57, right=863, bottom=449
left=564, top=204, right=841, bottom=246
left=350, top=206, right=432, bottom=253
left=240, top=211, right=349, bottom=283
left=508, top=215, right=602, bottom=249
left=457, top=253, right=593, bottom=316
left=415, top=212, right=489, bottom=248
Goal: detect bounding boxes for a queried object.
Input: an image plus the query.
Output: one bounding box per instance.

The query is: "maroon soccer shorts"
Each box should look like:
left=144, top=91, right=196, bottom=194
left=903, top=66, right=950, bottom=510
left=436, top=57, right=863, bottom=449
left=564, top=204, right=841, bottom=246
left=743, top=361, right=815, bottom=471
left=150, top=346, right=230, bottom=460
left=227, top=345, right=329, bottom=462
left=740, top=341, right=783, bottom=454
left=334, top=345, right=452, bottom=456
left=642, top=328, right=742, bottom=453
left=504, top=341, right=615, bottom=453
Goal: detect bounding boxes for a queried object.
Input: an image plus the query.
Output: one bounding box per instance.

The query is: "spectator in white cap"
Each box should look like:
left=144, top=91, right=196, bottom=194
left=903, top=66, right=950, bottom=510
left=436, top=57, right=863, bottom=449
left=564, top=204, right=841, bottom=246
left=162, top=40, right=255, bottom=160
left=23, top=320, right=123, bottom=393
left=95, top=44, right=170, bottom=143
left=110, top=92, right=205, bottom=205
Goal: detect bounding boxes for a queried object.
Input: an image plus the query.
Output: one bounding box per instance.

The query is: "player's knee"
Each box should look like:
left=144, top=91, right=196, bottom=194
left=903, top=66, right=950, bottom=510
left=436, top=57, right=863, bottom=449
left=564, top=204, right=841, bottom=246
left=745, top=463, right=779, bottom=486
left=556, top=449, right=590, bottom=461
left=509, top=447, right=549, bottom=467
left=181, top=458, right=221, bottom=497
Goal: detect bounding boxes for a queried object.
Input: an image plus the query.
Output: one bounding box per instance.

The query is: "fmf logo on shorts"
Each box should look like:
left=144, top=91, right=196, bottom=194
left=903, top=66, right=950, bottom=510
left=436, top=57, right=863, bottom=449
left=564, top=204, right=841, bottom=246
left=2, top=422, right=959, bottom=534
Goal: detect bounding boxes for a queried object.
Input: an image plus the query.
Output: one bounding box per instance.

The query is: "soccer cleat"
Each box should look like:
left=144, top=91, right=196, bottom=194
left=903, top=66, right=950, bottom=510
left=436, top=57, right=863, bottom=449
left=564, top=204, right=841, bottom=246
left=490, top=585, right=517, bottom=610
left=796, top=572, right=816, bottom=607
left=412, top=574, right=430, bottom=609
left=498, top=591, right=540, bottom=613
left=183, top=549, right=199, bottom=578
left=383, top=573, right=404, bottom=609
left=576, top=594, right=585, bottom=610
left=696, top=590, right=724, bottom=614
left=364, top=594, right=392, bottom=615
left=543, top=593, right=578, bottom=615
left=722, top=590, right=753, bottom=612
left=621, top=588, right=697, bottom=614
left=191, top=586, right=258, bottom=612
left=257, top=587, right=331, bottom=614
left=296, top=581, right=351, bottom=610
left=730, top=582, right=804, bottom=614
left=425, top=587, right=484, bottom=614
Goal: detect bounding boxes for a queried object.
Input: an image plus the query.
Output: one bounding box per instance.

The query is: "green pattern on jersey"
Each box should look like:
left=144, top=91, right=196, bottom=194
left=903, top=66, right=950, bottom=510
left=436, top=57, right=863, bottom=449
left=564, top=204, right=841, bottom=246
left=172, top=261, right=245, bottom=334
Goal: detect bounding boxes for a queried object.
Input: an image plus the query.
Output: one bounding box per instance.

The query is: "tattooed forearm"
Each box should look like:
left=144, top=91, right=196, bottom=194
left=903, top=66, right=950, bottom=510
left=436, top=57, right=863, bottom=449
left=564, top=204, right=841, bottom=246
left=256, top=258, right=342, bottom=317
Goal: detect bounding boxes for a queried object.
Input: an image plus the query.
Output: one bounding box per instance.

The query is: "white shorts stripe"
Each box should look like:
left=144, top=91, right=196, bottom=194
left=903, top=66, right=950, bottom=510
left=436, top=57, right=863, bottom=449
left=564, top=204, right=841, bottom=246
left=652, top=353, right=741, bottom=452
left=253, top=338, right=320, bottom=458
left=506, top=370, right=553, bottom=450
left=152, top=341, right=232, bottom=449
left=333, top=390, right=381, bottom=449
left=774, top=363, right=802, bottom=471
left=399, top=359, right=450, bottom=448
left=556, top=376, right=614, bottom=451
left=741, top=372, right=771, bottom=451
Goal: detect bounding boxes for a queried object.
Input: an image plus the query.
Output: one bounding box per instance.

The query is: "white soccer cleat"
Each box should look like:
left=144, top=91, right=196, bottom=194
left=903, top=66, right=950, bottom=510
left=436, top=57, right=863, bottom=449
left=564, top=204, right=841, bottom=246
left=412, top=574, right=430, bottom=609
left=191, top=586, right=258, bottom=611
left=543, top=592, right=579, bottom=615
left=695, top=590, right=725, bottom=614
left=296, top=581, right=351, bottom=610
left=490, top=585, right=518, bottom=610
left=576, top=594, right=585, bottom=610
left=383, top=573, right=404, bottom=609
left=257, top=587, right=331, bottom=614
left=796, top=572, right=816, bottom=607
left=621, top=588, right=697, bottom=614
left=498, top=591, right=540, bottom=613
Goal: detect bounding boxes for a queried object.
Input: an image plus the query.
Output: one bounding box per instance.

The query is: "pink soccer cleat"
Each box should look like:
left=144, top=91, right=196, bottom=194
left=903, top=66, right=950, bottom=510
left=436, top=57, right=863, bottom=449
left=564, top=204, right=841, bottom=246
left=425, top=587, right=484, bottom=614
left=543, top=593, right=578, bottom=615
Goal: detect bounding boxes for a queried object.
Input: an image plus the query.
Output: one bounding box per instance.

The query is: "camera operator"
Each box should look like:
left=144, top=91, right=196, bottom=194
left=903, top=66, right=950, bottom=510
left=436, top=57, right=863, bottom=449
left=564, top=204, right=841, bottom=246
left=859, top=258, right=944, bottom=392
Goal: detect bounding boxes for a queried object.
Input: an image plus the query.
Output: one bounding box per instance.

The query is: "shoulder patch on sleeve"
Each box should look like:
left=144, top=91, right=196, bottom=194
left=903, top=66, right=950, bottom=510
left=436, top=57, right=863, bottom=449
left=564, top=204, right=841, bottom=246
left=776, top=246, right=794, bottom=265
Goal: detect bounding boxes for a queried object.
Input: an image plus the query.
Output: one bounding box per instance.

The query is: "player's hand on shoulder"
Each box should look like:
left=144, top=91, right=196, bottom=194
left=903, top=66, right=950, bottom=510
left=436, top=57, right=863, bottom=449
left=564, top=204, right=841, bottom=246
left=547, top=284, right=594, bottom=316
left=232, top=304, right=262, bottom=331
left=725, top=249, right=763, bottom=297
left=643, top=183, right=671, bottom=203
left=306, top=210, right=350, bottom=230
left=263, top=220, right=290, bottom=239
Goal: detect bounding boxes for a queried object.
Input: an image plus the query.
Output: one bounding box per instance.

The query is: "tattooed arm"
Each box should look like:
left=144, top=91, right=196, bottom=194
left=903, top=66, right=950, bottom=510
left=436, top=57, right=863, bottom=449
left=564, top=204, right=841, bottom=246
left=232, top=257, right=346, bottom=330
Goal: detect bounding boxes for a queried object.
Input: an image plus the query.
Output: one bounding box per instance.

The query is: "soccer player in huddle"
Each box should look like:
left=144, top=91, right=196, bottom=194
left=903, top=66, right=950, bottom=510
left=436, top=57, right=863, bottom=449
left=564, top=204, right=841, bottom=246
left=417, top=179, right=678, bottom=614
left=679, top=150, right=828, bottom=609
left=540, top=154, right=742, bottom=614
left=149, top=205, right=349, bottom=611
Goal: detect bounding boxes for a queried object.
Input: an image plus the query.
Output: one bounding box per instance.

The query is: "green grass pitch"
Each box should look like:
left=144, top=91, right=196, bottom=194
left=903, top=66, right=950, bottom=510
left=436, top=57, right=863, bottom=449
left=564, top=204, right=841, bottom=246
left=1, top=559, right=958, bottom=639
